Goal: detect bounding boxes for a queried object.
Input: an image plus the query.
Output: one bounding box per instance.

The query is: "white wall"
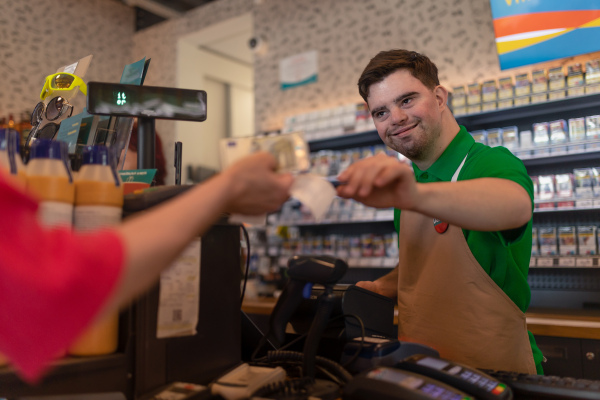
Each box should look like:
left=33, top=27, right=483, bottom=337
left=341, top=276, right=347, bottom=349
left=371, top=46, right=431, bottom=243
left=176, top=15, right=253, bottom=179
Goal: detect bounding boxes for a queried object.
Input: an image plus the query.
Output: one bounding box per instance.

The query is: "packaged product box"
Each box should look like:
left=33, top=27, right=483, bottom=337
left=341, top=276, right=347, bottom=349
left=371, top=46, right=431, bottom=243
left=537, top=175, right=555, bottom=209
left=384, top=232, right=399, bottom=258
left=569, top=117, right=586, bottom=141
left=566, top=64, right=584, bottom=97
left=586, top=84, right=600, bottom=95
left=593, top=168, right=600, bottom=197
left=361, top=146, right=375, bottom=159
left=567, top=64, right=585, bottom=87
left=360, top=233, right=374, bottom=257
left=538, top=226, right=558, bottom=255
left=555, top=173, right=575, bottom=197
left=336, top=236, right=349, bottom=259
left=451, top=86, right=467, bottom=108
left=486, top=128, right=503, bottom=147
left=322, top=234, right=336, bottom=256
left=467, top=104, right=482, bottom=114
left=531, top=92, right=547, bottom=104
left=470, top=130, right=487, bottom=145
left=548, top=66, right=566, bottom=91
left=467, top=83, right=482, bottom=105
left=549, top=119, right=568, bottom=143
left=586, top=59, right=600, bottom=84
left=574, top=168, right=595, bottom=198
left=578, top=226, right=597, bottom=255
left=558, top=226, right=577, bottom=255
left=482, top=102, right=497, bottom=112
left=549, top=90, right=566, bottom=100
left=549, top=119, right=568, bottom=155
left=498, top=77, right=514, bottom=99
left=501, top=126, right=518, bottom=151
left=453, top=107, right=467, bottom=116
left=515, top=73, right=531, bottom=97
left=532, top=69, right=548, bottom=93
left=586, top=115, right=600, bottom=141
left=514, top=96, right=531, bottom=107
left=372, top=235, right=386, bottom=257
left=531, top=227, right=539, bottom=256
left=482, top=80, right=498, bottom=102
left=349, top=236, right=362, bottom=259
left=533, top=122, right=550, bottom=156
left=497, top=98, right=513, bottom=109
left=531, top=176, right=539, bottom=202
left=568, top=117, right=586, bottom=153
left=520, top=130, right=533, bottom=148
left=555, top=173, right=575, bottom=208
left=585, top=59, right=600, bottom=94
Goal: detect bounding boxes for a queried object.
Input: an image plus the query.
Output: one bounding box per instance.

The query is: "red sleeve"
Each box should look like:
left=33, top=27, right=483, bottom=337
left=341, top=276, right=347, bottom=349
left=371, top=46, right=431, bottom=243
left=0, top=172, right=125, bottom=383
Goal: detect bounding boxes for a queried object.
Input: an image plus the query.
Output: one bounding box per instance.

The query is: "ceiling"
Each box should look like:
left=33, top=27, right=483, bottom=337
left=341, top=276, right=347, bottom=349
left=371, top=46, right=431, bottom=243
left=121, top=0, right=220, bottom=30
left=121, top=0, right=253, bottom=65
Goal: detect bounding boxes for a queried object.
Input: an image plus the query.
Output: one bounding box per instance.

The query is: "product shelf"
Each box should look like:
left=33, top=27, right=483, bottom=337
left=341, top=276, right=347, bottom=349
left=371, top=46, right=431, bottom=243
left=455, top=92, right=600, bottom=131
left=531, top=256, right=600, bottom=268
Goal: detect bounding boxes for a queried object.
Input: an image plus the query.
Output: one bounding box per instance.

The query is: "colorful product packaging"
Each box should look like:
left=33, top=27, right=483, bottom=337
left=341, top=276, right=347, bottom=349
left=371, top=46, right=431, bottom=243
left=558, top=226, right=577, bottom=255
left=577, top=226, right=597, bottom=255
left=538, top=227, right=558, bottom=256
left=486, top=128, right=503, bottom=147
left=501, top=126, right=518, bottom=151
left=471, top=130, right=487, bottom=145
left=498, top=77, right=514, bottom=99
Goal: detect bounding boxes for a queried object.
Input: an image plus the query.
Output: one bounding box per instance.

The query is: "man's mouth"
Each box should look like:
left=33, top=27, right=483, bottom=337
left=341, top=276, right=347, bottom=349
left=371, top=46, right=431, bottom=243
left=390, top=122, right=418, bottom=137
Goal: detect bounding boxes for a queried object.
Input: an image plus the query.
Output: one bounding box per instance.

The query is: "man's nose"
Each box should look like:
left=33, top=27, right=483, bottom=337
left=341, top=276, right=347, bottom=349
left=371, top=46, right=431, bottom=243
left=390, top=106, right=407, bottom=124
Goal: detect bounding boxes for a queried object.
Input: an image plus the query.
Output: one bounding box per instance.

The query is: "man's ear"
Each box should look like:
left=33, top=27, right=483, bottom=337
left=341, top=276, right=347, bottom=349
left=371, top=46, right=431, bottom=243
left=434, top=85, right=449, bottom=110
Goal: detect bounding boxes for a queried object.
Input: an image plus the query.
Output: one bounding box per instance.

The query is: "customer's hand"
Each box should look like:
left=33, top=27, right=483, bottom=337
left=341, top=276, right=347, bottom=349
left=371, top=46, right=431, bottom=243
left=222, top=152, right=293, bottom=215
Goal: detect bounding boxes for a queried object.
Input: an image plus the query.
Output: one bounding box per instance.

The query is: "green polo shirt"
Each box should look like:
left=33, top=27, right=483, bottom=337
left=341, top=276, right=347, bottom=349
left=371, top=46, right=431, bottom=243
left=393, top=125, right=544, bottom=374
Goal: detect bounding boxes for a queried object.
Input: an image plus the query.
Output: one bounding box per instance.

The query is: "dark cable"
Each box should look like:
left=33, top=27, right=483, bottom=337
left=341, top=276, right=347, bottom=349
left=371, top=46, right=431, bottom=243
left=239, top=223, right=251, bottom=304
left=338, top=314, right=366, bottom=368
left=252, top=377, right=311, bottom=398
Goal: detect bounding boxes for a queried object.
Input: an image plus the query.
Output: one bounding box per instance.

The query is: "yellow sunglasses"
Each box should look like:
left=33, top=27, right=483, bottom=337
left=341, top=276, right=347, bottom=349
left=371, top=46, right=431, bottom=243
left=40, top=72, right=87, bottom=100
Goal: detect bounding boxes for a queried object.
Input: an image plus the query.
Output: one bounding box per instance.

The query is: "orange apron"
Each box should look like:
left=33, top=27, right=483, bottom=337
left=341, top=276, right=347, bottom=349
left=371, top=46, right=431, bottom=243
left=397, top=156, right=537, bottom=374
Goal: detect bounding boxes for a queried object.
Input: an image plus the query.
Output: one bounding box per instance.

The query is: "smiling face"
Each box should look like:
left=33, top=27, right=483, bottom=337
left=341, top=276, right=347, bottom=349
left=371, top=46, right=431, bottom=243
left=368, top=69, right=447, bottom=166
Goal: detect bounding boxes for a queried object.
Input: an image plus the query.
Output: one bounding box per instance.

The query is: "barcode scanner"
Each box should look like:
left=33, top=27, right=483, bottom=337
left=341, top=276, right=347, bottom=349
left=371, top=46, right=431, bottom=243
left=263, top=255, right=348, bottom=379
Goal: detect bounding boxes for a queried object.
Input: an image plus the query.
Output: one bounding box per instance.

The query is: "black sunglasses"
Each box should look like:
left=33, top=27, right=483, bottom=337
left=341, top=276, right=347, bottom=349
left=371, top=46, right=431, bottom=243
left=31, top=96, right=73, bottom=126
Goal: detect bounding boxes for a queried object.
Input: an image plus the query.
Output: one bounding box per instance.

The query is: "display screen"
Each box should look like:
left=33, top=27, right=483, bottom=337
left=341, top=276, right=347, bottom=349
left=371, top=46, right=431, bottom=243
left=490, top=0, right=600, bottom=70
left=87, top=82, right=207, bottom=121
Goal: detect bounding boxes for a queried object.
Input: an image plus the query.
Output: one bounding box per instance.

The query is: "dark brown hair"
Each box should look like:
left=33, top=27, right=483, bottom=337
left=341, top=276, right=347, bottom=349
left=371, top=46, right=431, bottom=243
left=358, top=49, right=440, bottom=103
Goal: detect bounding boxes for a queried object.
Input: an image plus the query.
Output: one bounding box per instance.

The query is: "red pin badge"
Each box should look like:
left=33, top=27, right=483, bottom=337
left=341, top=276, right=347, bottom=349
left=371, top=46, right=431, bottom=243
left=433, top=218, right=449, bottom=234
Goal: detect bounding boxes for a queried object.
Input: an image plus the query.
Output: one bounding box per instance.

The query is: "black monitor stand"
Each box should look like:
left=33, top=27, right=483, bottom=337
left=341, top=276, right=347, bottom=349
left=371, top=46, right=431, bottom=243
left=137, top=117, right=155, bottom=170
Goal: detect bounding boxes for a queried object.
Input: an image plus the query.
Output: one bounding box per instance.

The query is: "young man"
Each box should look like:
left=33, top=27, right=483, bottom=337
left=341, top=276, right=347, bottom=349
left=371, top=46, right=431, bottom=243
left=336, top=49, right=543, bottom=374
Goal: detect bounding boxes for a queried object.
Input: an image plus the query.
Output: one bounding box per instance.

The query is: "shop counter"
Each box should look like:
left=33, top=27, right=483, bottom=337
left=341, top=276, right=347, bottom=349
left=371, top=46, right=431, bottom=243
left=242, top=298, right=600, bottom=340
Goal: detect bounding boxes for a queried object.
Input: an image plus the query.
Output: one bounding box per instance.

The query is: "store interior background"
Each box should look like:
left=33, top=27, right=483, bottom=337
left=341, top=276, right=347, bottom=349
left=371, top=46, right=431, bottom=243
left=3, top=0, right=600, bottom=183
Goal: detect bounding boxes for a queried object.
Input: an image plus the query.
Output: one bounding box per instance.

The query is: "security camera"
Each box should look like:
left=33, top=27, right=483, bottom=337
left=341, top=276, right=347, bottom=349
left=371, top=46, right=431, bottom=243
left=248, top=36, right=267, bottom=54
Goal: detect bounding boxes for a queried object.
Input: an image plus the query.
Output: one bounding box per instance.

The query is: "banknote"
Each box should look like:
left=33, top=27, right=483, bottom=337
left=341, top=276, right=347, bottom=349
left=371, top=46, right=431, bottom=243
left=220, top=132, right=310, bottom=173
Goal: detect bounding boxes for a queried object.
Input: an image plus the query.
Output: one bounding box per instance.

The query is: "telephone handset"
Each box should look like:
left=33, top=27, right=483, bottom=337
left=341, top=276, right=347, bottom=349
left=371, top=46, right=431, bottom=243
left=395, top=354, right=513, bottom=400
left=343, top=366, right=475, bottom=400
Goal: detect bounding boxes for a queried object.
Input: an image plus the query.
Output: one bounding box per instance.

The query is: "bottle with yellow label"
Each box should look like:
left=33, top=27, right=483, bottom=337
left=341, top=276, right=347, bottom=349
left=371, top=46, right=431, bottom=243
left=0, top=129, right=26, bottom=186
left=68, top=145, right=123, bottom=356
left=26, top=139, right=74, bottom=229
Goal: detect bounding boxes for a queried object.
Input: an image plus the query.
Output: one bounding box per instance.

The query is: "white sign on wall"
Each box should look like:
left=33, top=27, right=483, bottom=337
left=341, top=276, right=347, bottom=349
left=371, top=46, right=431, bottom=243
left=279, top=50, right=318, bottom=90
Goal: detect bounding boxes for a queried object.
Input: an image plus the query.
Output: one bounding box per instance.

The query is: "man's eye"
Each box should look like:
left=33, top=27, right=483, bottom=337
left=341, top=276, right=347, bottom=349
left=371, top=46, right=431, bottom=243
left=376, top=111, right=386, bottom=118
left=403, top=98, right=413, bottom=105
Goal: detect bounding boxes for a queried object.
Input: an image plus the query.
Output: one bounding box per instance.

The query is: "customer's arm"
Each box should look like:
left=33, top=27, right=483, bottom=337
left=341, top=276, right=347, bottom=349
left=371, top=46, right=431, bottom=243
left=0, top=152, right=292, bottom=382
left=102, top=152, right=293, bottom=319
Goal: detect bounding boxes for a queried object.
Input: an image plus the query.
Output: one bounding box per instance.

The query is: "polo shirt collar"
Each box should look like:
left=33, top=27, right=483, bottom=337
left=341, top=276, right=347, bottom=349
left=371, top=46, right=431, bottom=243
left=413, top=125, right=474, bottom=181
